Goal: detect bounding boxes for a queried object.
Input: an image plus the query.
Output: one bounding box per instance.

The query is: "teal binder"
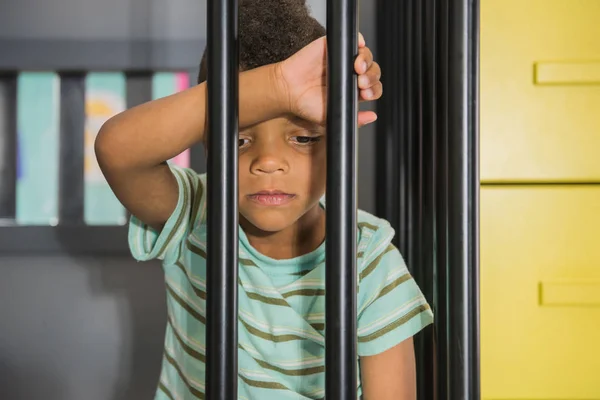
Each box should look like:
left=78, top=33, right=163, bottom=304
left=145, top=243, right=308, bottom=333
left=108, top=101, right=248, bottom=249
left=16, top=72, right=60, bottom=225
left=84, top=73, right=127, bottom=225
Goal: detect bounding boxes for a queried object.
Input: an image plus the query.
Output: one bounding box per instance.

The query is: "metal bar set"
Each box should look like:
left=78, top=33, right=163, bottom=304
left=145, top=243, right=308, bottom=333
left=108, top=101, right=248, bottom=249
left=376, top=0, right=480, bottom=399
left=205, top=0, right=360, bottom=398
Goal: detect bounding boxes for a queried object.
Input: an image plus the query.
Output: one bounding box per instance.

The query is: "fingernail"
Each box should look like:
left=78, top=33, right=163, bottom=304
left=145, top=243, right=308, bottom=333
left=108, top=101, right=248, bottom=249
left=359, top=75, right=369, bottom=87
left=362, top=62, right=368, bottom=73
left=363, top=88, right=373, bottom=99
left=364, top=116, right=377, bottom=126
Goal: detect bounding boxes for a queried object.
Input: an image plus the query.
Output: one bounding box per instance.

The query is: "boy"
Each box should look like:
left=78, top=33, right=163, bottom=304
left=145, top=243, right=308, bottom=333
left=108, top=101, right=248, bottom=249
left=95, top=0, right=433, bottom=399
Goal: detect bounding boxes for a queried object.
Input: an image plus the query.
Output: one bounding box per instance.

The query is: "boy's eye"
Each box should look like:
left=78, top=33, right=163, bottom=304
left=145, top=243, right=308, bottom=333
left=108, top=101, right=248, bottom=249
left=239, top=138, right=251, bottom=147
left=291, top=136, right=321, bottom=145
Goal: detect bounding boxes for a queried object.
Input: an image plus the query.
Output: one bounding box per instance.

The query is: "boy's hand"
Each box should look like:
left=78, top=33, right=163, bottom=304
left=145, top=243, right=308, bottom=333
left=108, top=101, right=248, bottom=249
left=276, top=34, right=382, bottom=127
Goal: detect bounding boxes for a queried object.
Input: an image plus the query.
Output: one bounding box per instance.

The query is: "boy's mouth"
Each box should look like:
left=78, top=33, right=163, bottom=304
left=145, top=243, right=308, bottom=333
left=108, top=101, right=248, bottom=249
left=247, top=190, right=296, bottom=206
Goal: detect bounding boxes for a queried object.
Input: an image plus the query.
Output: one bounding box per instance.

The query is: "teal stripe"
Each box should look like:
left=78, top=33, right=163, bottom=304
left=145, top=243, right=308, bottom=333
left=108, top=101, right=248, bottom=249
left=166, top=283, right=206, bottom=324
left=163, top=351, right=205, bottom=399
left=167, top=316, right=205, bottom=363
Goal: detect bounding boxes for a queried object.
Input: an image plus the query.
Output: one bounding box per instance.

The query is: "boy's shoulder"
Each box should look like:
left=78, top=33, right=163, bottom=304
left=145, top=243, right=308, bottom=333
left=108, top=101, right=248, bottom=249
left=356, top=208, right=397, bottom=264
left=357, top=208, right=393, bottom=235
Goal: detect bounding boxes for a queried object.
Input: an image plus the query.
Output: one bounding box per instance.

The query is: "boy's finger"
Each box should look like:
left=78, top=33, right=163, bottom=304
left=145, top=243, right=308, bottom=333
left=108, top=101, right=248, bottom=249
left=358, top=63, right=382, bottom=89
left=358, top=33, right=366, bottom=47
left=359, top=47, right=373, bottom=66
left=358, top=111, right=377, bottom=127
left=360, top=82, right=383, bottom=101
left=355, top=47, right=373, bottom=74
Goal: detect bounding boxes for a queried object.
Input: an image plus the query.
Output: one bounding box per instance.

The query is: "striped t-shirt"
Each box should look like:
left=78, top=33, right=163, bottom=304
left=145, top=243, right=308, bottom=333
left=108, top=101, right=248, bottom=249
left=128, top=164, right=434, bottom=400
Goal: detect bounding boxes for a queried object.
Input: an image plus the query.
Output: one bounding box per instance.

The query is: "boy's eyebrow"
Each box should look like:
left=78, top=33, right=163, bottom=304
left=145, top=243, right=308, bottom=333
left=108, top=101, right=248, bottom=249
left=287, top=116, right=307, bottom=126
left=287, top=116, right=323, bottom=132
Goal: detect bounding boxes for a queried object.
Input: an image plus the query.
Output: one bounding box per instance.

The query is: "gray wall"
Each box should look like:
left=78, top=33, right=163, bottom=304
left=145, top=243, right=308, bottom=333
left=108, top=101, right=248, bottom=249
left=0, top=1, right=379, bottom=399
left=0, top=257, right=166, bottom=400
left=0, top=0, right=206, bottom=39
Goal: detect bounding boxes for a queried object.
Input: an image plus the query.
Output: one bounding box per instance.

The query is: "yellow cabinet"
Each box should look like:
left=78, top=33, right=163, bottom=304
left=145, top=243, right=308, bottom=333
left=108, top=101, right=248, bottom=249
left=481, top=186, right=600, bottom=399
left=481, top=0, right=600, bottom=182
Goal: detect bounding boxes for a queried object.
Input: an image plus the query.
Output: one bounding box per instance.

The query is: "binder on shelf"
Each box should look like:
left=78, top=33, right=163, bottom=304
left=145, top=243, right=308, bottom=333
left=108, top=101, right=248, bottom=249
left=84, top=73, right=127, bottom=226
left=16, top=72, right=60, bottom=225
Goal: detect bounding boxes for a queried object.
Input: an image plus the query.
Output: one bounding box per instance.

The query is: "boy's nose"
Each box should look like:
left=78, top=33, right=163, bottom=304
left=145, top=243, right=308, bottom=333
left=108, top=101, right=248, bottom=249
left=251, top=155, right=289, bottom=175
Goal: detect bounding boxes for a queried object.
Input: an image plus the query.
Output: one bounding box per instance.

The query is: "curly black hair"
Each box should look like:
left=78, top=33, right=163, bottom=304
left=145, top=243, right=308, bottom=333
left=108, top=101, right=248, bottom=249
left=197, top=0, right=325, bottom=84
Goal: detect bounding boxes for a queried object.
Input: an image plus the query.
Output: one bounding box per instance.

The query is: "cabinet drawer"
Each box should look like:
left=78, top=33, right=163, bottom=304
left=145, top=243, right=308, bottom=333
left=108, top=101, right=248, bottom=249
left=481, top=186, right=600, bottom=399
left=481, top=0, right=600, bottom=182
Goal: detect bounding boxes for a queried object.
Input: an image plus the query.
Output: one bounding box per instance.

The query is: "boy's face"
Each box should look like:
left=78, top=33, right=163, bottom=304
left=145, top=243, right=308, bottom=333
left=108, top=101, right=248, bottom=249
left=237, top=116, right=326, bottom=233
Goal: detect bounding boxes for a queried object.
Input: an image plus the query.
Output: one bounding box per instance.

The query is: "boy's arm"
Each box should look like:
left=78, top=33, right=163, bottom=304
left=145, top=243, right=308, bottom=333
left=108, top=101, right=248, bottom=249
left=95, top=65, right=286, bottom=230
left=356, top=230, right=433, bottom=399
left=96, top=35, right=381, bottom=231
left=360, top=337, right=417, bottom=400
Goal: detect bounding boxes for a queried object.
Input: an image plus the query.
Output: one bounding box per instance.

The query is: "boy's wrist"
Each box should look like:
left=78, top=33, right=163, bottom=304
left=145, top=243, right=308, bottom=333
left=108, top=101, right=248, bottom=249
left=268, top=62, right=293, bottom=116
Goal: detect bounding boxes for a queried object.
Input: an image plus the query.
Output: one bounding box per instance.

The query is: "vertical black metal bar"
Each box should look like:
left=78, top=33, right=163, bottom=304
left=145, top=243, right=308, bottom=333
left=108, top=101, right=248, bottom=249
left=396, top=0, right=409, bottom=255
left=421, top=0, right=437, bottom=290
left=470, top=1, right=481, bottom=398
left=402, top=0, right=416, bottom=265
left=411, top=0, right=424, bottom=278
left=0, top=73, right=17, bottom=221
left=375, top=0, right=409, bottom=257
left=447, top=0, right=479, bottom=398
left=325, top=0, right=358, bottom=398
left=412, top=0, right=428, bottom=397
left=435, top=0, right=450, bottom=397
left=59, top=73, right=85, bottom=225
left=205, top=0, right=239, bottom=398
left=416, top=0, right=438, bottom=398
left=375, top=0, right=399, bottom=233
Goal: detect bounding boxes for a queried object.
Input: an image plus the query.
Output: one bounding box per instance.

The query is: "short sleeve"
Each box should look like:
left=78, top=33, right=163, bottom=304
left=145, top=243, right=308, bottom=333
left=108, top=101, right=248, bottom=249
left=357, top=245, right=434, bottom=357
left=128, top=163, right=205, bottom=265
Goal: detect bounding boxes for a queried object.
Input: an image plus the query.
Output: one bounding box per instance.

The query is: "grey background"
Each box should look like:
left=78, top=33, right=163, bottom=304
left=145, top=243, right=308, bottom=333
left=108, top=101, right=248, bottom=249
left=0, top=0, right=379, bottom=398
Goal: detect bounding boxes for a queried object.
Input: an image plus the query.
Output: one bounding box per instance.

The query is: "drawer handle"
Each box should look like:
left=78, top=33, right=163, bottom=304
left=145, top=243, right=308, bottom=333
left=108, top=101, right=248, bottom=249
left=534, top=61, right=600, bottom=85
left=539, top=281, right=600, bottom=307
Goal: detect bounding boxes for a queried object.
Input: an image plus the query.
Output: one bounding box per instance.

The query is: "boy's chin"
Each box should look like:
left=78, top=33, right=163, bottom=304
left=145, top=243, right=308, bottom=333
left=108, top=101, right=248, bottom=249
left=240, top=211, right=298, bottom=234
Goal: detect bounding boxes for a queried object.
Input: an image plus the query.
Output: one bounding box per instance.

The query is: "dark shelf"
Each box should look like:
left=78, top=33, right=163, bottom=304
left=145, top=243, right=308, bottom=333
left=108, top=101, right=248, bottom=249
left=0, top=39, right=204, bottom=72
left=0, top=225, right=130, bottom=255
